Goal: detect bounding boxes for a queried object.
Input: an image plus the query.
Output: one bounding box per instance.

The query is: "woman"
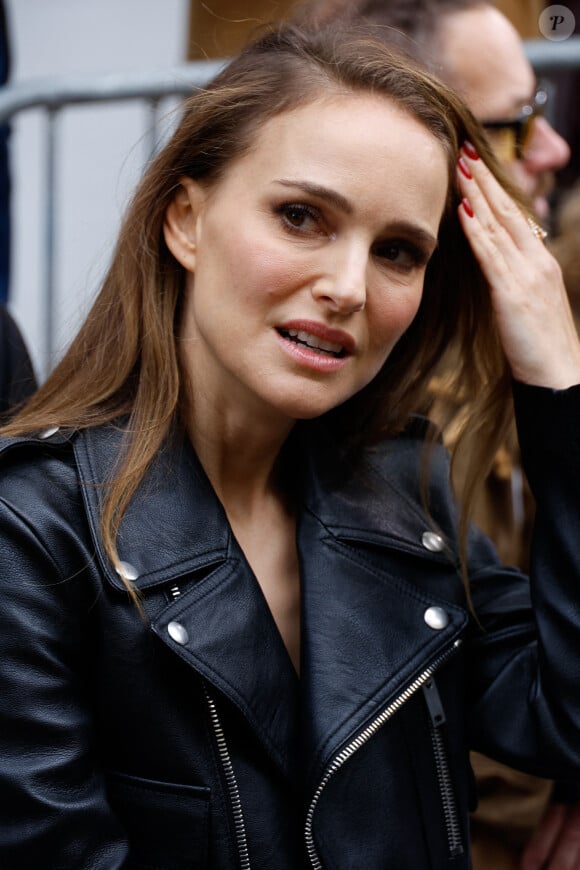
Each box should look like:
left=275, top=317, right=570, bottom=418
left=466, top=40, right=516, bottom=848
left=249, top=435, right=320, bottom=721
left=0, top=23, right=579, bottom=870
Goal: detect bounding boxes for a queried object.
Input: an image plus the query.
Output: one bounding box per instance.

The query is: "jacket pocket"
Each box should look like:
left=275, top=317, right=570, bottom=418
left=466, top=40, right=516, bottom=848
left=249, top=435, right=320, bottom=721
left=106, top=770, right=211, bottom=870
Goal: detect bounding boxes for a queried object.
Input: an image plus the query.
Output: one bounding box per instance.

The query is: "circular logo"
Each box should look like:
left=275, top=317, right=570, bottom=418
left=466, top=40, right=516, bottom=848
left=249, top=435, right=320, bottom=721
left=539, top=5, right=576, bottom=40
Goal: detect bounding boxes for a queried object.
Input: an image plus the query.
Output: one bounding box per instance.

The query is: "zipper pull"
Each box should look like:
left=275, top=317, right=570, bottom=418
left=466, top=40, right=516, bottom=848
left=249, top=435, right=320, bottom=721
left=422, top=678, right=446, bottom=727
left=166, top=583, right=181, bottom=602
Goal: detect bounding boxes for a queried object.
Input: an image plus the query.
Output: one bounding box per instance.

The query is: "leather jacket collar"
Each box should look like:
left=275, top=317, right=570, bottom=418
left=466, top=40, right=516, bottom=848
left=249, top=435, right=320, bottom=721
left=73, top=424, right=468, bottom=787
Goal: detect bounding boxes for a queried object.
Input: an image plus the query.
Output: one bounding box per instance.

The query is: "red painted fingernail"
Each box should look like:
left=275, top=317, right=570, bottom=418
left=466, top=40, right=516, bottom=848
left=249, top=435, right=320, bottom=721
left=462, top=197, right=474, bottom=218
left=463, top=140, right=479, bottom=160
left=458, top=156, right=472, bottom=180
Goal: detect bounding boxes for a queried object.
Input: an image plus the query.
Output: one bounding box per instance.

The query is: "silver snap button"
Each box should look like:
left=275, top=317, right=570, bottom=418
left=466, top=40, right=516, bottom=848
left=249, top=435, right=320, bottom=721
left=116, top=560, right=139, bottom=581
left=38, top=426, right=60, bottom=439
left=424, top=606, right=449, bottom=630
left=167, top=621, right=189, bottom=645
left=421, top=531, right=445, bottom=552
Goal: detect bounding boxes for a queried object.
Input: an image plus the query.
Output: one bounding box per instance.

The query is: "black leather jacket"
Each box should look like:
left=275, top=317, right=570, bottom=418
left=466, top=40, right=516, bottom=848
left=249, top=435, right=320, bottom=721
left=1, top=381, right=580, bottom=870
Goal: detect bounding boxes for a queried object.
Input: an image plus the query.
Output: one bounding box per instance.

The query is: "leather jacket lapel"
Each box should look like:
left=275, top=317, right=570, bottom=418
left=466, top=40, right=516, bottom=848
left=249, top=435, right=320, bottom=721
left=75, top=425, right=230, bottom=590
left=298, top=507, right=467, bottom=789
left=151, top=550, right=300, bottom=781
left=75, top=424, right=300, bottom=780
left=298, top=434, right=468, bottom=788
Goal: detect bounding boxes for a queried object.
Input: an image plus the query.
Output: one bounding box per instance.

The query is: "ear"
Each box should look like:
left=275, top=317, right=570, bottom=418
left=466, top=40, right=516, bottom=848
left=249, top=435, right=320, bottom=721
left=163, top=177, right=206, bottom=271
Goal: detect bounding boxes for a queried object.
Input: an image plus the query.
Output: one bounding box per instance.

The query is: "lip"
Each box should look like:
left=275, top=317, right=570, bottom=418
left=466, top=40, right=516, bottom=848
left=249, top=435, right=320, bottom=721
left=276, top=319, right=356, bottom=354
left=274, top=319, right=356, bottom=374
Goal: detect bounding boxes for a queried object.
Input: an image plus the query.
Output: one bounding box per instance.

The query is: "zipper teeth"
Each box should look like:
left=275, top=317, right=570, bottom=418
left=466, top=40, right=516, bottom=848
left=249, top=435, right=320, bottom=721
left=204, top=686, right=251, bottom=870
left=169, top=584, right=181, bottom=600
left=429, top=720, right=463, bottom=856
left=304, top=639, right=462, bottom=870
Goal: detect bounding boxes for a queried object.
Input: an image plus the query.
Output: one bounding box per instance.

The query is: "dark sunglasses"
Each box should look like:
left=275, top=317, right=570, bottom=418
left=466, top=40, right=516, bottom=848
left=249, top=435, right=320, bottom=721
left=482, top=85, right=548, bottom=161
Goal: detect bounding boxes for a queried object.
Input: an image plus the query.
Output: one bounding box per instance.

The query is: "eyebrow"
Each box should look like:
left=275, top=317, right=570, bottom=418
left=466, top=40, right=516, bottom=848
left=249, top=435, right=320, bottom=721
left=274, top=179, right=353, bottom=214
left=390, top=222, right=439, bottom=250
left=274, top=178, right=438, bottom=247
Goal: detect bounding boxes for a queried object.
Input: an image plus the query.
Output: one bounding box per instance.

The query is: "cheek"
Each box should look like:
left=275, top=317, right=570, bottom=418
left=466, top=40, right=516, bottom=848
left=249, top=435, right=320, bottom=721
left=221, top=232, right=306, bottom=304
left=369, top=286, right=424, bottom=354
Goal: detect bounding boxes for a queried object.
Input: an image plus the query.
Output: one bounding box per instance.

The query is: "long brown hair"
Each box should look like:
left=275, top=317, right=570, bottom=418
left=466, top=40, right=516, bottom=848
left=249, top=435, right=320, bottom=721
left=1, top=23, right=529, bottom=591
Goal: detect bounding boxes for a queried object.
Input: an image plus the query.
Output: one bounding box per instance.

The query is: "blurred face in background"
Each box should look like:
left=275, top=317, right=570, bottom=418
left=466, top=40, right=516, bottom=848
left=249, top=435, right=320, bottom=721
left=438, top=4, right=570, bottom=218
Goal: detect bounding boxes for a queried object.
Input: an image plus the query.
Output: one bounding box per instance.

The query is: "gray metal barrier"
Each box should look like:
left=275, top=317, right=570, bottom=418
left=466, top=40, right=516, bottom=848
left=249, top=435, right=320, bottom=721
left=0, top=38, right=578, bottom=370
left=525, top=35, right=580, bottom=71
left=0, top=59, right=225, bottom=373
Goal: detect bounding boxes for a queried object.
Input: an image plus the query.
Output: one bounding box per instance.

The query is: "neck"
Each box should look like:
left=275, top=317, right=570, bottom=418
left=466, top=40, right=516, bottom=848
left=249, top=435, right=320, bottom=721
left=185, top=395, right=295, bottom=516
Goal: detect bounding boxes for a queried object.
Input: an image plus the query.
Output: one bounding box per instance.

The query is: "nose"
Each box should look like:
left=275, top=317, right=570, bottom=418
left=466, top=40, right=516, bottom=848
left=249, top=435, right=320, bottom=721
left=524, top=116, right=570, bottom=173
left=310, top=244, right=367, bottom=314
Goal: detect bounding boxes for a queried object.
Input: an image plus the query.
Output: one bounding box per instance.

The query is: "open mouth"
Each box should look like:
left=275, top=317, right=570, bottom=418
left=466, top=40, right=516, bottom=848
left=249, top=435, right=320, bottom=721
left=277, top=328, right=347, bottom=358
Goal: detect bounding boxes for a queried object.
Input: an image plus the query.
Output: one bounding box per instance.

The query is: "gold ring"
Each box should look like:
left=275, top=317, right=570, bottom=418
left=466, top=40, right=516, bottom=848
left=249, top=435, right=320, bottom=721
left=527, top=217, right=548, bottom=241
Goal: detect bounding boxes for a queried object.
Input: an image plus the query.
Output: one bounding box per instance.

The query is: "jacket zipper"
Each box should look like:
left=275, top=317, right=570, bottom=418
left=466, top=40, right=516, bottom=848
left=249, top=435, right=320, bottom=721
left=204, top=685, right=251, bottom=870
left=170, top=584, right=250, bottom=865
left=304, top=638, right=463, bottom=870
left=422, top=678, right=464, bottom=858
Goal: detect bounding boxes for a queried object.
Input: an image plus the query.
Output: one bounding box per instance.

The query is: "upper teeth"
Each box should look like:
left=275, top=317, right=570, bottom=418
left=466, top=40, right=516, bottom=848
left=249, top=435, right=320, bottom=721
left=287, top=329, right=343, bottom=354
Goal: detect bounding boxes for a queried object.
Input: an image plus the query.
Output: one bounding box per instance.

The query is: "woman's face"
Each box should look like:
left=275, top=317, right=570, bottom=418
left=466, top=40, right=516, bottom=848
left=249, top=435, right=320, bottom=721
left=170, top=92, right=449, bottom=427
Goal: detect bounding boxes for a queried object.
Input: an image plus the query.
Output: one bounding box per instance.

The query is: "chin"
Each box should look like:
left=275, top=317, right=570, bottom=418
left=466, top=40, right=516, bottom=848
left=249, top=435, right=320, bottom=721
left=281, top=402, right=339, bottom=422
left=271, top=392, right=350, bottom=423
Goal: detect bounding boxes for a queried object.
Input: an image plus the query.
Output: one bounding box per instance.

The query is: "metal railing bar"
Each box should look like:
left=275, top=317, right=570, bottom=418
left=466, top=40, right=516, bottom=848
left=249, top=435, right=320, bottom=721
left=524, top=36, right=580, bottom=73
left=44, top=108, right=58, bottom=377
left=0, top=59, right=227, bottom=123
left=145, top=96, right=163, bottom=162
left=0, top=39, right=577, bottom=123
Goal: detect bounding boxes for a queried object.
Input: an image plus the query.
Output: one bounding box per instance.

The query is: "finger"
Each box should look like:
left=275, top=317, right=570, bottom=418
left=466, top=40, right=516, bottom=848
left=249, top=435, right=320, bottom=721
left=455, top=152, right=555, bottom=299
left=455, top=156, right=531, bottom=289
left=459, top=141, right=541, bottom=252
left=543, top=804, right=580, bottom=869
left=456, top=189, right=516, bottom=294
left=520, top=803, right=567, bottom=869
left=456, top=157, right=514, bottom=263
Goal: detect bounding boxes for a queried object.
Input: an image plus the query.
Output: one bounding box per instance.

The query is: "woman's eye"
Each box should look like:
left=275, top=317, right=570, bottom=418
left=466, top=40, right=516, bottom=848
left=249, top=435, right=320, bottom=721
left=277, top=203, right=320, bottom=233
left=373, top=240, right=428, bottom=271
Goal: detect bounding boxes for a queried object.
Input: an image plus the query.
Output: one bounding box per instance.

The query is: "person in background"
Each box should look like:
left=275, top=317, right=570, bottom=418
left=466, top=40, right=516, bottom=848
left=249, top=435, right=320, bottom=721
left=0, top=7, right=37, bottom=422
left=2, top=21, right=580, bottom=868
left=297, top=0, right=569, bottom=226
left=0, top=0, right=11, bottom=306
left=0, top=5, right=36, bottom=423
left=0, top=304, right=36, bottom=418
left=290, top=2, right=578, bottom=868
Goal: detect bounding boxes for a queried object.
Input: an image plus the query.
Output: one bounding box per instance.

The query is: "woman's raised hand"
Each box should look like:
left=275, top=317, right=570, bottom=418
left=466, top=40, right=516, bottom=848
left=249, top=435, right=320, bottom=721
left=457, top=141, right=580, bottom=390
